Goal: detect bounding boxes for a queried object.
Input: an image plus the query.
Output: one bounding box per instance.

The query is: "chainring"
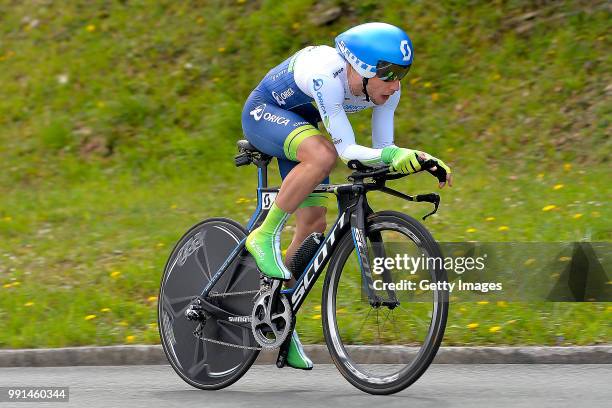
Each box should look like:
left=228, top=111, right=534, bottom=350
left=251, top=288, right=293, bottom=349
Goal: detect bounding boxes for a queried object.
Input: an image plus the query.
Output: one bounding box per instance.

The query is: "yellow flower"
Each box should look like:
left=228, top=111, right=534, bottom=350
left=118, top=321, right=129, bottom=326
left=496, top=301, right=507, bottom=307
left=314, top=305, right=321, bottom=311
left=170, top=204, right=178, bottom=209
left=537, top=173, right=544, bottom=179
left=24, top=302, right=34, bottom=307
left=12, top=281, right=20, bottom=286
left=86, top=24, right=96, bottom=32
left=85, top=314, right=96, bottom=321
left=424, top=81, right=432, bottom=88
left=558, top=256, right=571, bottom=262
left=459, top=307, right=467, bottom=312
left=2, top=283, right=12, bottom=288
left=466, top=228, right=477, bottom=233
left=563, top=163, right=572, bottom=171
left=524, top=258, right=535, bottom=266
left=489, top=326, right=502, bottom=333
left=2, top=216, right=12, bottom=222
left=446, top=147, right=455, bottom=153
left=467, top=323, right=479, bottom=329
left=147, top=296, right=157, bottom=302
left=101, top=308, right=111, bottom=312
left=156, top=242, right=165, bottom=248
left=237, top=0, right=246, bottom=3
left=311, top=314, right=321, bottom=319
left=542, top=204, right=557, bottom=212
left=485, top=216, right=495, bottom=222
left=477, top=301, right=489, bottom=305
left=110, top=271, right=121, bottom=278
left=217, top=47, right=226, bottom=53
left=431, top=93, right=439, bottom=101
left=572, top=213, right=583, bottom=219
left=96, top=101, right=105, bottom=108
left=553, top=184, right=564, bottom=190
left=498, top=225, right=509, bottom=232
left=147, top=323, right=157, bottom=329
left=125, top=335, right=135, bottom=343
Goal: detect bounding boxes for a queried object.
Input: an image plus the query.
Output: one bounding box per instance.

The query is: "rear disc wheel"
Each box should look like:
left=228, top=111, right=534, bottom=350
left=158, top=218, right=260, bottom=390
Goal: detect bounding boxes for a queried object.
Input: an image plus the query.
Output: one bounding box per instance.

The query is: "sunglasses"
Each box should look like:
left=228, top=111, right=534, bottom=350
left=376, top=61, right=411, bottom=82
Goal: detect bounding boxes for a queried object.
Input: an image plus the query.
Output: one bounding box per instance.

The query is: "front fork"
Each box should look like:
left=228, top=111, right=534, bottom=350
left=351, top=194, right=399, bottom=309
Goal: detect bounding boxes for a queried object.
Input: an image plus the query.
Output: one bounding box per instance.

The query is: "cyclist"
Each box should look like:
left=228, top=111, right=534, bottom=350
left=241, top=22, right=452, bottom=370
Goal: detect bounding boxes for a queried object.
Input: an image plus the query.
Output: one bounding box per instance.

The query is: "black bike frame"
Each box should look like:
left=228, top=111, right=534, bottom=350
left=198, top=165, right=376, bottom=317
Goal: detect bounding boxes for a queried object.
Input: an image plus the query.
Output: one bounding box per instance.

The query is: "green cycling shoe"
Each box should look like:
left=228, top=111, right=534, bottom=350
left=245, top=202, right=292, bottom=280
left=285, top=330, right=313, bottom=370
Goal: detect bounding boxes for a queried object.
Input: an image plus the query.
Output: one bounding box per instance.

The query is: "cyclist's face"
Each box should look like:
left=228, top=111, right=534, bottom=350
left=367, top=76, right=401, bottom=105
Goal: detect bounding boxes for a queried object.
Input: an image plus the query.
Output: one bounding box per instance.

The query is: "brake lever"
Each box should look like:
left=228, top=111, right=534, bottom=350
left=415, top=193, right=440, bottom=220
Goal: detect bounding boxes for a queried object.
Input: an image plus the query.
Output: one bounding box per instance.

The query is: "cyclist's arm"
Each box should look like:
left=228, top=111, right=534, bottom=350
left=371, top=88, right=400, bottom=149
left=308, top=75, right=385, bottom=166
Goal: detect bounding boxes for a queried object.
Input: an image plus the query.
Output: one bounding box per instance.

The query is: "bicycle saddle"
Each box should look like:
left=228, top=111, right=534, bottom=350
left=237, top=140, right=262, bottom=153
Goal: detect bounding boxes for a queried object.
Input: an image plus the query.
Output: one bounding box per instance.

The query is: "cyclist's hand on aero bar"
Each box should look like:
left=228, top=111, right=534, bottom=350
left=414, top=150, right=453, bottom=188
left=382, top=146, right=453, bottom=188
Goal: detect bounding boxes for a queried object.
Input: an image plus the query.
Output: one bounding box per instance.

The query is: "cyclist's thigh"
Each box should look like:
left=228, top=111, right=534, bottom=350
left=278, top=157, right=330, bottom=184
left=241, top=92, right=320, bottom=161
left=242, top=92, right=329, bottom=183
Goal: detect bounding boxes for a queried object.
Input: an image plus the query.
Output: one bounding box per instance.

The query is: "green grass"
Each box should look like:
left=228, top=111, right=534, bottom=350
left=0, top=1, right=610, bottom=348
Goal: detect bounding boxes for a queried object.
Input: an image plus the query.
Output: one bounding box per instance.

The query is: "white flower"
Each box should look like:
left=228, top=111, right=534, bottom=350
left=57, top=74, right=69, bottom=85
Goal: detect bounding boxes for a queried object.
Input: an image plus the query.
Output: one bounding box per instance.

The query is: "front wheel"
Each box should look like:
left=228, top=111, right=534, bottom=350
left=322, top=211, right=449, bottom=395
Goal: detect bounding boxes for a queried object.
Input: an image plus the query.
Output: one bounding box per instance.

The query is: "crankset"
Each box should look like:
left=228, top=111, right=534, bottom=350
left=251, top=280, right=294, bottom=349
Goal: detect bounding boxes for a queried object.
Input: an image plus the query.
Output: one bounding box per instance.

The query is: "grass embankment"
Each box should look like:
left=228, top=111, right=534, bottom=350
left=0, top=1, right=610, bottom=347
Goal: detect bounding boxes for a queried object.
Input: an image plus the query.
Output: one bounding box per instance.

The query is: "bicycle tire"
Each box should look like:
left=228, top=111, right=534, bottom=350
left=322, top=210, right=448, bottom=395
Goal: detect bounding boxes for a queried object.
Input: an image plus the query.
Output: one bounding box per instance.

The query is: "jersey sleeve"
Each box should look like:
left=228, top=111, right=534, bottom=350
left=371, top=88, right=400, bottom=149
left=308, top=75, right=385, bottom=166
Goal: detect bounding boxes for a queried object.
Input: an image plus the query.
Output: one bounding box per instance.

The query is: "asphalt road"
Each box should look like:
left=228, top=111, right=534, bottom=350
left=0, top=364, right=610, bottom=408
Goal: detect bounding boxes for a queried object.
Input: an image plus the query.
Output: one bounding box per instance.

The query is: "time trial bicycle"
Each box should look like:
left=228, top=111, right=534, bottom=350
left=158, top=140, right=449, bottom=395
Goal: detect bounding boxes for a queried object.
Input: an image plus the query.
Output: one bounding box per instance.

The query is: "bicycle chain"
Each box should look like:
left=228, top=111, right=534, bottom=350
left=192, top=286, right=268, bottom=351
left=207, top=289, right=260, bottom=298
left=195, top=329, right=263, bottom=351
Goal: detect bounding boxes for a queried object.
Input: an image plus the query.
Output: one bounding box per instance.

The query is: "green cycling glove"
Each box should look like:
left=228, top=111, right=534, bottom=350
left=381, top=146, right=452, bottom=183
left=381, top=146, right=422, bottom=174
left=381, top=146, right=421, bottom=174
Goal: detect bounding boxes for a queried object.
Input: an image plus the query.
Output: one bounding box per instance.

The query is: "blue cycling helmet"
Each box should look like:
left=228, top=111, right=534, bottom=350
left=335, top=22, right=413, bottom=81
